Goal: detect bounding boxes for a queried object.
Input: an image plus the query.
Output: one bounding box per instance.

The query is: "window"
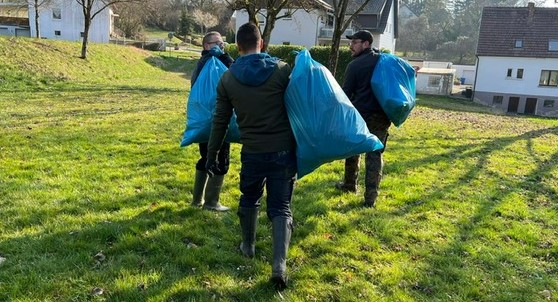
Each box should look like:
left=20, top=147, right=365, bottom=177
left=549, top=40, right=558, bottom=52
left=54, top=30, right=61, bottom=36
left=517, top=68, right=524, bottom=79
left=539, top=70, right=558, bottom=86
left=282, top=41, right=290, bottom=45
left=544, top=100, right=555, bottom=108
left=283, top=8, right=293, bottom=20
left=325, top=14, right=334, bottom=26
left=493, top=96, right=503, bottom=105
left=428, top=76, right=440, bottom=87
left=80, top=32, right=85, bottom=37
left=515, top=39, right=523, bottom=48
left=507, top=68, right=513, bottom=77
left=52, top=8, right=61, bottom=20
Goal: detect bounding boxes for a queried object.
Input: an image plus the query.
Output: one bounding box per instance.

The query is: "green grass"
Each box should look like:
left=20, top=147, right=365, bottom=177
left=1, top=36, right=558, bottom=301
left=143, top=27, right=192, bottom=45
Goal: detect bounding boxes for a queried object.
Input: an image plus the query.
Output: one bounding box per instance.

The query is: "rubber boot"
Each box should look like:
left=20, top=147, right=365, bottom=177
left=202, top=174, right=230, bottom=211
left=191, top=170, right=208, bottom=206
left=364, top=152, right=383, bottom=207
left=335, top=156, right=359, bottom=192
left=238, top=207, right=259, bottom=258
left=270, top=216, right=292, bottom=291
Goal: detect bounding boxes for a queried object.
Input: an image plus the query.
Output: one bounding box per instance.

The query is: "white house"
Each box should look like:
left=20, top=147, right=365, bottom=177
left=233, top=0, right=398, bottom=52
left=233, top=0, right=332, bottom=49
left=0, top=0, right=31, bottom=37
left=27, top=0, right=114, bottom=43
left=474, top=3, right=558, bottom=117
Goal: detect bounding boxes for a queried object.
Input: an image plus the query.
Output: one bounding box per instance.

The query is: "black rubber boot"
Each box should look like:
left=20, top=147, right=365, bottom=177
left=203, top=175, right=230, bottom=211
left=238, top=207, right=259, bottom=258
left=335, top=156, right=359, bottom=193
left=270, top=216, right=292, bottom=291
left=191, top=170, right=208, bottom=206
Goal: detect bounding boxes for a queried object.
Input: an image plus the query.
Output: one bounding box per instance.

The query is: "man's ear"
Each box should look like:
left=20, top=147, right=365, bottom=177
left=259, top=39, right=264, bottom=51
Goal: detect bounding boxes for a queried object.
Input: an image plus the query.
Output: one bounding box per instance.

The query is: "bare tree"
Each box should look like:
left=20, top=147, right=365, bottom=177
left=328, top=0, right=372, bottom=77
left=191, top=8, right=219, bottom=33
left=225, top=0, right=317, bottom=51
left=112, top=2, right=149, bottom=38
left=75, top=0, right=139, bottom=59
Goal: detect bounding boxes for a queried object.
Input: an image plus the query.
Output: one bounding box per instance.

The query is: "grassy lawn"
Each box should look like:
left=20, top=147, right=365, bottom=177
left=1, top=36, right=558, bottom=301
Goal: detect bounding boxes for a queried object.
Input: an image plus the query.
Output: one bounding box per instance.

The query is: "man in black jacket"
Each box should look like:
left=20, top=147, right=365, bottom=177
left=335, top=30, right=391, bottom=208
left=189, top=31, right=234, bottom=211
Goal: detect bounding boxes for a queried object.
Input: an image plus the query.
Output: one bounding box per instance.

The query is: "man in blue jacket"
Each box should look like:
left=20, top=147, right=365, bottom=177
left=336, top=30, right=391, bottom=208
left=189, top=31, right=234, bottom=211
left=206, top=22, right=296, bottom=290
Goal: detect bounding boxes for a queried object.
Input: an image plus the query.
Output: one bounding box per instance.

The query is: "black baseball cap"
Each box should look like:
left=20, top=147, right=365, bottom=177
left=346, top=30, right=373, bottom=43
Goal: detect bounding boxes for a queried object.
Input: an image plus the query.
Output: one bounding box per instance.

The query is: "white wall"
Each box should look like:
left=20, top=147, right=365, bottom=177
left=0, top=25, right=30, bottom=37
left=377, top=3, right=396, bottom=53
left=453, top=64, right=476, bottom=85
left=28, top=0, right=111, bottom=43
left=475, top=56, right=558, bottom=95
left=234, top=9, right=323, bottom=49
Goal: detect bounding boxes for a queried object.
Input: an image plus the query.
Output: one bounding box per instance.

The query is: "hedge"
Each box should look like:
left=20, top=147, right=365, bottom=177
left=224, top=44, right=353, bottom=84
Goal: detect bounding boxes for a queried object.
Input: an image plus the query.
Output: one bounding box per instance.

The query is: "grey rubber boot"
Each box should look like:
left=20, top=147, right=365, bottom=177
left=191, top=170, right=208, bottom=206
left=270, top=216, right=292, bottom=291
left=238, top=207, right=259, bottom=258
left=202, top=174, right=230, bottom=211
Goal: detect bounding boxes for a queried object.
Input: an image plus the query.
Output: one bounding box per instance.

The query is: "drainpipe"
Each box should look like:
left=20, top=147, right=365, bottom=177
left=472, top=54, right=479, bottom=102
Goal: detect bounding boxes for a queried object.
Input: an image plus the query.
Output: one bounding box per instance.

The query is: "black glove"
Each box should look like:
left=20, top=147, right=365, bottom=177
left=205, top=159, right=220, bottom=178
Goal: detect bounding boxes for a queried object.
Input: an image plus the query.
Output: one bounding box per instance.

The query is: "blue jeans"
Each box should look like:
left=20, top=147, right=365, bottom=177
left=239, top=150, right=297, bottom=220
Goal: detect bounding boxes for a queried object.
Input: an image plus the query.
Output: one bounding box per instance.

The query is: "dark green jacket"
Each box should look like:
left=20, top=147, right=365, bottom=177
left=207, top=53, right=295, bottom=159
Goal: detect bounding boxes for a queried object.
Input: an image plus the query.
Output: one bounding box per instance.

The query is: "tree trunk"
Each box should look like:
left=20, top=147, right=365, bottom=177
left=34, top=0, right=40, bottom=38
left=328, top=1, right=349, bottom=79
left=261, top=16, right=276, bottom=52
left=328, top=37, right=341, bottom=78
left=81, top=16, right=91, bottom=59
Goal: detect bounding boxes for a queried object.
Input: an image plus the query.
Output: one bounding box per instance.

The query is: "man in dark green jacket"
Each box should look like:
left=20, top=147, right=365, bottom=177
left=206, top=22, right=296, bottom=290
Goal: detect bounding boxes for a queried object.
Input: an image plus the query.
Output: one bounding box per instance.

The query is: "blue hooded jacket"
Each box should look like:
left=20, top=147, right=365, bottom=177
left=229, top=53, right=279, bottom=87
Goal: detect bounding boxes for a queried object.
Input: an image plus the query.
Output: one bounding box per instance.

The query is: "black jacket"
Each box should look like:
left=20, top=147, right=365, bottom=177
left=191, top=50, right=234, bottom=87
left=342, top=48, right=383, bottom=115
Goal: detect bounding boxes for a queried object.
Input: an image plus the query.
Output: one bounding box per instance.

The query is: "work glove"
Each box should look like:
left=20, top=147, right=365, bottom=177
left=205, top=159, right=221, bottom=177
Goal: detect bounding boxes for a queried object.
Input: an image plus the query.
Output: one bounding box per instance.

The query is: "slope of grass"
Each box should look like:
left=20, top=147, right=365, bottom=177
left=1, top=36, right=558, bottom=301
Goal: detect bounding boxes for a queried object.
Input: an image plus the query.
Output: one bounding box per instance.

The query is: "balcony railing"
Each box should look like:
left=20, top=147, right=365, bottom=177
left=319, top=27, right=354, bottom=38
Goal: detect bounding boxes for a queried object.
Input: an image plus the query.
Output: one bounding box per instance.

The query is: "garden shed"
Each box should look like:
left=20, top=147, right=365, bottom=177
left=416, top=68, right=455, bottom=95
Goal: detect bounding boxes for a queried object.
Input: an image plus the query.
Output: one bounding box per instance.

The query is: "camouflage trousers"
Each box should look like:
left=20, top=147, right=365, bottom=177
left=342, top=112, right=391, bottom=201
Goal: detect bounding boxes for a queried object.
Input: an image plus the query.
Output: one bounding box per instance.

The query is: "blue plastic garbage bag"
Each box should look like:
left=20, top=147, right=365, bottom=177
left=285, top=49, right=384, bottom=178
left=180, top=56, right=240, bottom=147
left=370, top=53, right=416, bottom=127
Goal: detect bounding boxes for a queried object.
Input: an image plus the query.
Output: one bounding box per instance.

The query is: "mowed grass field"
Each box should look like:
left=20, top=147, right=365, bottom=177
left=1, top=36, right=557, bottom=301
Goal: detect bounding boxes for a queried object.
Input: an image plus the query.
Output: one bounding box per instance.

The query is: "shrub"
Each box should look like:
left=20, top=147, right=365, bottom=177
left=224, top=44, right=355, bottom=84
left=132, top=41, right=163, bottom=51
left=225, top=44, right=305, bottom=66
left=309, top=46, right=352, bottom=83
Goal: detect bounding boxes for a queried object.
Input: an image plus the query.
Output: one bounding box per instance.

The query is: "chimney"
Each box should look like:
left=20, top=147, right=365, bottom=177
left=528, top=2, right=535, bottom=22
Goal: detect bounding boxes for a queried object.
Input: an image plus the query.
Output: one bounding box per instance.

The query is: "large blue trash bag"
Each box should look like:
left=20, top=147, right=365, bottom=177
left=371, top=53, right=416, bottom=127
left=285, top=49, right=384, bottom=178
left=180, top=56, right=240, bottom=147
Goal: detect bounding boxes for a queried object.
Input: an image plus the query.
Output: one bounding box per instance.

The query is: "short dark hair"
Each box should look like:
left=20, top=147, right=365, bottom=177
left=236, top=22, right=261, bottom=52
